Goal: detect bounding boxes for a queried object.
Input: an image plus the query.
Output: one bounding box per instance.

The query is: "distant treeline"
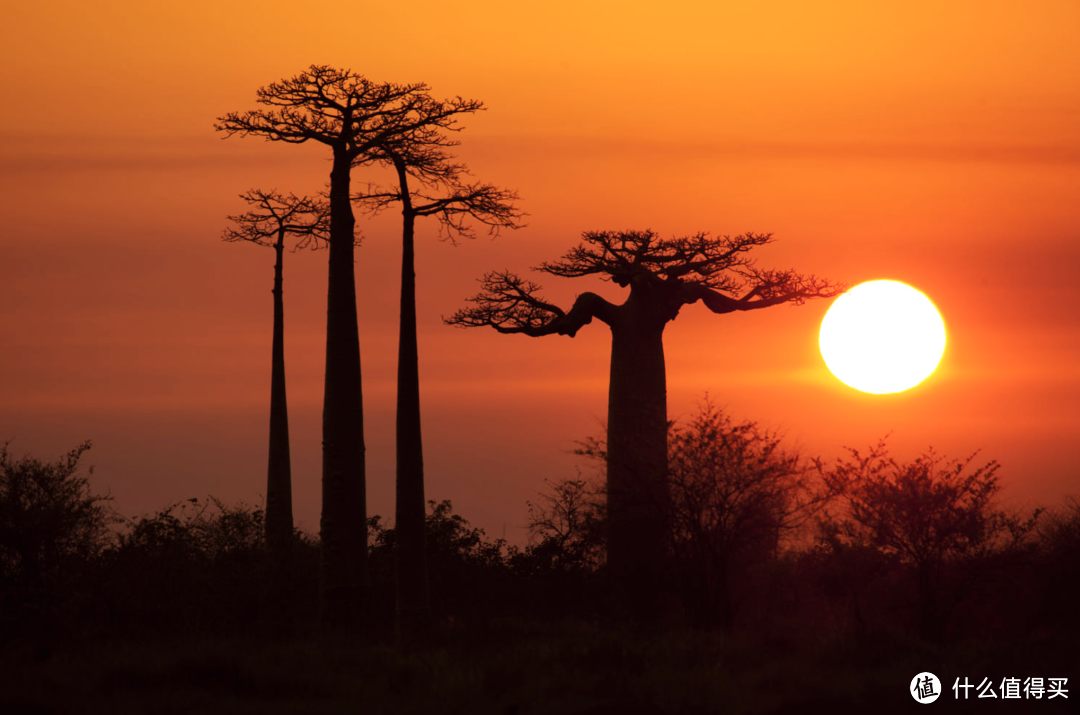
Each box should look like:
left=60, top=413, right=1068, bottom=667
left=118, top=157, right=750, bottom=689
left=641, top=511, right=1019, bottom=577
left=1, top=403, right=1078, bottom=650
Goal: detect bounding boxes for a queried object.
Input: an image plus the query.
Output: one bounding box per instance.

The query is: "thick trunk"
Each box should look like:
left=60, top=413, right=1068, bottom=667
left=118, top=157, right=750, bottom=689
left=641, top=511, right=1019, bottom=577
left=265, top=237, right=293, bottom=553
left=395, top=204, right=430, bottom=624
left=320, top=148, right=367, bottom=627
left=606, top=315, right=670, bottom=618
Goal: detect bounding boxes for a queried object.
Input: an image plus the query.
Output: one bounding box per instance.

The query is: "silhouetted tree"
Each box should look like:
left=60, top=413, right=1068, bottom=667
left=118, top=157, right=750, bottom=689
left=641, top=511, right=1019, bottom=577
left=447, top=230, right=840, bottom=615
left=523, top=475, right=606, bottom=574
left=354, top=135, right=523, bottom=624
left=0, top=441, right=112, bottom=580
left=216, top=65, right=480, bottom=625
left=665, top=400, right=826, bottom=630
left=577, top=399, right=828, bottom=630
left=223, top=190, right=331, bottom=554
left=820, top=442, right=1040, bottom=640
left=1034, top=497, right=1080, bottom=632
left=0, top=441, right=113, bottom=631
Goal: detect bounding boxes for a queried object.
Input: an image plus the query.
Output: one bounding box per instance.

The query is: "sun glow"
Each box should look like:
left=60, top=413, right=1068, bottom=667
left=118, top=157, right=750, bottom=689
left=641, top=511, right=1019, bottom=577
left=819, top=280, right=946, bottom=394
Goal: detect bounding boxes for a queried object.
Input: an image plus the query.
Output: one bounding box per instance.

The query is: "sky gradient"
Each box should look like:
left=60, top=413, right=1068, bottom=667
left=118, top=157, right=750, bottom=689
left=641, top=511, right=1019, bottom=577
left=2, top=1, right=1078, bottom=541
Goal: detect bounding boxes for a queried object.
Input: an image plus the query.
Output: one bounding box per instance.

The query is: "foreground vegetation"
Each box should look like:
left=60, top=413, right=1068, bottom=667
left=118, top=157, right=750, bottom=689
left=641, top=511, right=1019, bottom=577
left=1, top=416, right=1078, bottom=713
left=6, top=618, right=1076, bottom=714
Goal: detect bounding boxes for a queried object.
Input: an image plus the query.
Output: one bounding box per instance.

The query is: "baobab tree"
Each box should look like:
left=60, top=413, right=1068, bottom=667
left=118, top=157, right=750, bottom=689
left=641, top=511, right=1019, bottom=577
left=216, top=65, right=482, bottom=625
left=354, top=140, right=523, bottom=624
left=222, top=189, right=331, bottom=554
left=447, top=229, right=841, bottom=614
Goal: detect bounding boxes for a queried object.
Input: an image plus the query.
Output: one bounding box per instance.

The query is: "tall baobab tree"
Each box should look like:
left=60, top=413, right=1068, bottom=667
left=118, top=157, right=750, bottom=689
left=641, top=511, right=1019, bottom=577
left=216, top=65, right=483, bottom=625
left=447, top=229, right=841, bottom=616
left=354, top=139, right=524, bottom=624
left=222, top=189, right=331, bottom=554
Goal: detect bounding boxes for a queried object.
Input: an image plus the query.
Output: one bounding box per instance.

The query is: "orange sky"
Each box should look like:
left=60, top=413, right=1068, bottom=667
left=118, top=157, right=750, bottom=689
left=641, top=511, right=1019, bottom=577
left=2, top=1, right=1078, bottom=541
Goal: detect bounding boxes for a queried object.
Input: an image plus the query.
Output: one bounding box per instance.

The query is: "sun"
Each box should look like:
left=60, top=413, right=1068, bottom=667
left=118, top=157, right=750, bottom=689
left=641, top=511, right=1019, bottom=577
left=819, top=280, right=946, bottom=394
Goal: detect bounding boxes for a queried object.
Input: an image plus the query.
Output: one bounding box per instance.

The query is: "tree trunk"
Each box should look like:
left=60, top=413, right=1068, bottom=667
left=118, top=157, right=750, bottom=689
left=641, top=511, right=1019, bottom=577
left=395, top=200, right=430, bottom=626
left=606, top=314, right=671, bottom=618
left=265, top=236, right=293, bottom=553
left=320, top=146, right=367, bottom=627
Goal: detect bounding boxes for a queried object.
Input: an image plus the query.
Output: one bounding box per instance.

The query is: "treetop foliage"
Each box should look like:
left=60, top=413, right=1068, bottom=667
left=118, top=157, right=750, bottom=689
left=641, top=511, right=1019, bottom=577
left=821, top=441, right=1040, bottom=568
left=541, top=230, right=771, bottom=291
left=116, top=496, right=267, bottom=561
left=353, top=178, right=524, bottom=244
left=667, top=399, right=827, bottom=554
left=222, top=189, right=333, bottom=250
left=215, top=64, right=483, bottom=158
left=0, top=440, right=114, bottom=583
left=446, top=229, right=843, bottom=336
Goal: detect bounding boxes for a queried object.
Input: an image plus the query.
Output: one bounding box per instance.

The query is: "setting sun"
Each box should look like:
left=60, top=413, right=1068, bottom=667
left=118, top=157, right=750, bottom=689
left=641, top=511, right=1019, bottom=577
left=819, top=280, right=946, bottom=394
left=4, top=0, right=1080, bottom=708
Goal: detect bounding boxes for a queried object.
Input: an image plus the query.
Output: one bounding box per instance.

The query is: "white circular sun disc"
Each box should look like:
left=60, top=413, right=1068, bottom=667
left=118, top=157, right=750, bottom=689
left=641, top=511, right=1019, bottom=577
left=819, top=280, right=946, bottom=394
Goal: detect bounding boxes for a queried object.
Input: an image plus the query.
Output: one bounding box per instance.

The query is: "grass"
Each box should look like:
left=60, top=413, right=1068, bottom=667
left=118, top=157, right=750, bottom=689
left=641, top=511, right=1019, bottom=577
left=2, top=617, right=1077, bottom=714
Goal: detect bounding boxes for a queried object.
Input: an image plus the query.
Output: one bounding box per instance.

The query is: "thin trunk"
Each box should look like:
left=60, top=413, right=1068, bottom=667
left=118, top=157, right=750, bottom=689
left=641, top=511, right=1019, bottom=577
left=393, top=157, right=430, bottom=625
left=265, top=232, right=293, bottom=553
left=320, top=145, right=367, bottom=627
left=606, top=312, right=671, bottom=618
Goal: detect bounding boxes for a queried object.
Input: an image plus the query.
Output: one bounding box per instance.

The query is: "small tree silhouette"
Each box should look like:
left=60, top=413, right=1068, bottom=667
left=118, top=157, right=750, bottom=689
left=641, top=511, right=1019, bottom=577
left=217, top=65, right=481, bottom=625
left=0, top=441, right=114, bottom=629
left=523, top=475, right=606, bottom=574
left=665, top=400, right=826, bottom=630
left=354, top=133, right=523, bottom=624
left=577, top=399, right=827, bottom=629
left=821, top=442, right=1040, bottom=640
left=223, top=189, right=332, bottom=554
left=447, top=230, right=840, bottom=615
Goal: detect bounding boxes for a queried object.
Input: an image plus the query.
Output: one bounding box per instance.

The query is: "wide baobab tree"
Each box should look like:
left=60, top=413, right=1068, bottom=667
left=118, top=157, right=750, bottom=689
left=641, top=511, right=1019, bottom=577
left=447, top=229, right=841, bottom=615
left=222, top=189, right=330, bottom=554
left=354, top=140, right=523, bottom=624
left=216, top=65, right=482, bottom=625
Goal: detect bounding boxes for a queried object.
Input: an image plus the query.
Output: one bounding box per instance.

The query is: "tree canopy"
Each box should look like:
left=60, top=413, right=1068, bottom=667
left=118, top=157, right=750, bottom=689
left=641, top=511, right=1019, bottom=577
left=215, top=65, right=481, bottom=157
left=447, top=229, right=840, bottom=335
left=222, top=190, right=331, bottom=250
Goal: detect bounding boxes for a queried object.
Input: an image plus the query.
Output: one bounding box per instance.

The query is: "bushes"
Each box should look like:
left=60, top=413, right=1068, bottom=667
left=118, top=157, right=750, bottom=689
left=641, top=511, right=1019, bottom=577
left=101, top=497, right=310, bottom=636
left=0, top=440, right=115, bottom=639
left=0, top=438, right=1073, bottom=650
left=817, top=443, right=1041, bottom=640
left=0, top=441, right=114, bottom=582
left=368, top=499, right=518, bottom=620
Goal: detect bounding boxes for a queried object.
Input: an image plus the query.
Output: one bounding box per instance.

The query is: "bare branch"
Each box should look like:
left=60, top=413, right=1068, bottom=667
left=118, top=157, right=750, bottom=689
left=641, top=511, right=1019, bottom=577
left=450, top=228, right=841, bottom=338
left=538, top=230, right=780, bottom=293
left=215, top=64, right=464, bottom=159
left=686, top=270, right=844, bottom=315
left=412, top=182, right=525, bottom=243
left=352, top=138, right=525, bottom=243
left=222, top=189, right=339, bottom=250
left=444, top=271, right=617, bottom=336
